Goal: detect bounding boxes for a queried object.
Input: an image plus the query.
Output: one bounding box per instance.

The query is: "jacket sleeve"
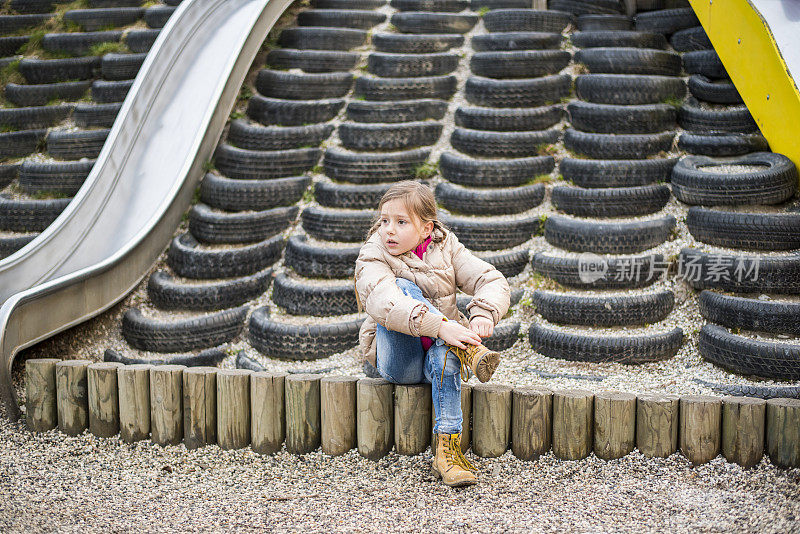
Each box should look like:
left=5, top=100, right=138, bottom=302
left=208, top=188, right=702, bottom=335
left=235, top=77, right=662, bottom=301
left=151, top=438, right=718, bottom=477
left=450, top=234, right=510, bottom=325
left=355, top=243, right=443, bottom=338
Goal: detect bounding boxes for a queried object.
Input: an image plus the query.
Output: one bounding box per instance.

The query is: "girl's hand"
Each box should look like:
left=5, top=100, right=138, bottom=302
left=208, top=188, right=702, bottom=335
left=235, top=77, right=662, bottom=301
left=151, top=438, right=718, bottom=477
left=438, top=320, right=482, bottom=349
left=469, top=316, right=494, bottom=339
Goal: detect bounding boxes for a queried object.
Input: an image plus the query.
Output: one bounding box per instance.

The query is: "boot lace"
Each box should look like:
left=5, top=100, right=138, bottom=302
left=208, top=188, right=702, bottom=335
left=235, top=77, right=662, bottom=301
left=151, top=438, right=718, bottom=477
left=442, top=345, right=474, bottom=383
left=445, top=433, right=476, bottom=472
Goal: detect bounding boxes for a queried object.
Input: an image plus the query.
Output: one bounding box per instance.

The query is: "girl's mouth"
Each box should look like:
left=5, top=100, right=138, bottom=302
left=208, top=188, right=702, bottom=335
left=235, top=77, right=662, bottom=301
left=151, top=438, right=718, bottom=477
left=386, top=239, right=397, bottom=246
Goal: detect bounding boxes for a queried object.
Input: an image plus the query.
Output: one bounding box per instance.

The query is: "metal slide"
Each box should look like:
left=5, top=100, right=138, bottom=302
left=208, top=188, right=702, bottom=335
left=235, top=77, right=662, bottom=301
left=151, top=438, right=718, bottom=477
left=0, top=0, right=293, bottom=419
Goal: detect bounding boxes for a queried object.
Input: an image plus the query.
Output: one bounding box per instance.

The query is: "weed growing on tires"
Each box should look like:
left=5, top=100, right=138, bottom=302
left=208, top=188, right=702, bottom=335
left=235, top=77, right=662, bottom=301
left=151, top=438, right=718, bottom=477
left=88, top=42, right=131, bottom=57
left=414, top=162, right=439, bottom=180
left=662, top=96, right=684, bottom=108
left=302, top=188, right=314, bottom=204
left=477, top=7, right=490, bottom=17
left=202, top=160, right=216, bottom=172
left=310, top=164, right=323, bottom=174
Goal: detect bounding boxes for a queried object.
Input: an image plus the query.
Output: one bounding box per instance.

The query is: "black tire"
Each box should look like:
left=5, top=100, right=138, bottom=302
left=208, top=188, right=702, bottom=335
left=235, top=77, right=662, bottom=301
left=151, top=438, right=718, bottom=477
left=272, top=273, right=357, bottom=316
left=0, top=164, right=18, bottom=188
left=571, top=31, right=667, bottom=50
left=481, top=249, right=529, bottom=278
left=167, top=232, right=284, bottom=279
left=679, top=247, right=800, bottom=294
left=104, top=347, right=228, bottom=367
left=148, top=268, right=273, bottom=312
left=301, top=205, right=375, bottom=242
left=470, top=0, right=538, bottom=8
left=699, top=291, right=800, bottom=336
left=247, top=95, right=345, bottom=127
left=248, top=307, right=362, bottom=360
left=266, top=49, right=360, bottom=73
left=687, top=207, right=800, bottom=251
left=144, top=5, right=174, bottom=28
left=567, top=101, right=676, bottom=134
left=390, top=12, right=478, bottom=34
left=677, top=132, right=768, bottom=157
left=575, top=47, right=681, bottom=76
left=532, top=252, right=665, bottom=289
left=575, top=73, right=686, bottom=105
left=213, top=144, right=320, bottom=180
left=235, top=351, right=265, bottom=372
left=63, top=7, right=144, bottom=32
left=564, top=128, right=674, bottom=159
left=314, top=180, right=390, bottom=209
left=0, top=36, right=29, bottom=57
left=372, top=32, right=464, bottom=54
left=464, top=74, right=571, bottom=107
left=533, top=289, right=674, bottom=326
left=314, top=0, right=385, bottom=8
left=678, top=98, right=756, bottom=133
left=560, top=157, right=676, bottom=188
left=124, top=29, right=160, bottom=53
left=682, top=49, right=727, bottom=78
left=671, top=153, right=798, bottom=206
left=548, top=0, right=623, bottom=15
left=483, top=9, right=571, bottom=33
left=0, top=196, right=70, bottom=232
left=91, top=79, right=132, bottom=103
left=18, top=57, right=100, bottom=84
left=0, top=129, right=45, bottom=159
left=435, top=181, right=544, bottom=215
left=18, top=159, right=93, bottom=196
left=576, top=14, right=632, bottom=31
left=46, top=129, right=109, bottom=160
left=699, top=324, right=800, bottom=380
left=391, top=0, right=467, bottom=11
left=284, top=235, right=360, bottom=278
left=72, top=102, right=121, bottom=128
left=227, top=120, right=334, bottom=151
left=339, top=121, right=443, bottom=151
left=189, top=204, right=298, bottom=245
left=439, top=152, right=554, bottom=187
left=9, top=0, right=54, bottom=11
left=458, top=287, right=524, bottom=317
left=255, top=70, right=353, bottom=100
left=5, top=81, right=91, bottom=107
left=440, top=213, right=542, bottom=251
left=41, top=30, right=123, bottom=56
left=200, top=173, right=310, bottom=212
left=529, top=323, right=684, bottom=363
left=670, top=26, right=711, bottom=52
left=354, top=75, right=457, bottom=101
left=692, top=378, right=800, bottom=400
left=551, top=184, right=670, bottom=217
left=470, top=32, right=562, bottom=52
left=323, top=147, right=430, bottom=183
left=367, top=52, right=459, bottom=78
left=278, top=27, right=368, bottom=50
left=470, top=50, right=571, bottom=79
left=345, top=99, right=448, bottom=123
left=634, top=8, right=698, bottom=35
left=0, top=14, right=51, bottom=33
left=482, top=320, right=521, bottom=352
left=122, top=306, right=248, bottom=353
left=544, top=214, right=675, bottom=254
left=0, top=103, right=72, bottom=130
left=0, top=234, right=35, bottom=259
left=297, top=9, right=386, bottom=29
left=450, top=127, right=559, bottom=158
left=454, top=104, right=563, bottom=132
left=687, top=75, right=742, bottom=105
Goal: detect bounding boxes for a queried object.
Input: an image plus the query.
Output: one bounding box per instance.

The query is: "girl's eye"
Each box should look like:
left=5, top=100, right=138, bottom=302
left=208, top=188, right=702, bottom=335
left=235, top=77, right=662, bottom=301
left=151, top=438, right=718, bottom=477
left=398, top=220, right=406, bottom=225
left=381, top=218, right=388, bottom=224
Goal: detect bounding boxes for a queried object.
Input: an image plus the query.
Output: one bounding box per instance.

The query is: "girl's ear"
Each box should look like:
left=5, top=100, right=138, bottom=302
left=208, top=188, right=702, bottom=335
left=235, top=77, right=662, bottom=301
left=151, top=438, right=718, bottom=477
left=422, top=220, right=434, bottom=238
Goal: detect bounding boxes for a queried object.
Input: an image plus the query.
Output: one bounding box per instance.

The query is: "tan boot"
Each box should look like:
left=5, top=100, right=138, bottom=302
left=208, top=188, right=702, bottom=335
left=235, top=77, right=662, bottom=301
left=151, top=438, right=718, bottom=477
left=431, top=433, right=477, bottom=487
left=444, top=343, right=500, bottom=383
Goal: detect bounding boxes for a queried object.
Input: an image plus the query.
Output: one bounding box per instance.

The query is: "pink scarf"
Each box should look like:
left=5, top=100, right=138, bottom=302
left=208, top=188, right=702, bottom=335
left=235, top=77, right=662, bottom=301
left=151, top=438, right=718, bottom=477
left=413, top=237, right=434, bottom=352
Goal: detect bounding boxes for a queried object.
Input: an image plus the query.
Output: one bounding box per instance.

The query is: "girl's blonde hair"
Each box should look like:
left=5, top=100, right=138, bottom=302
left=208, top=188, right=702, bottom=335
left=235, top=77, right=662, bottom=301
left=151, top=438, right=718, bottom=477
left=366, top=181, right=447, bottom=242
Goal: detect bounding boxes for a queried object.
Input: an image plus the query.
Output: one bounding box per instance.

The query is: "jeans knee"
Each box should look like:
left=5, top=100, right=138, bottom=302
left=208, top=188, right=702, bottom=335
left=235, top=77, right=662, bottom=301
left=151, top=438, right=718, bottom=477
left=395, top=277, right=419, bottom=295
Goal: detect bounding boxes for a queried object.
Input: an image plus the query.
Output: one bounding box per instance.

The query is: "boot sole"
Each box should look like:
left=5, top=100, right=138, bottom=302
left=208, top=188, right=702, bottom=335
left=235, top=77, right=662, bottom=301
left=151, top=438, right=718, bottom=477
left=431, top=465, right=477, bottom=487
left=475, top=350, right=500, bottom=383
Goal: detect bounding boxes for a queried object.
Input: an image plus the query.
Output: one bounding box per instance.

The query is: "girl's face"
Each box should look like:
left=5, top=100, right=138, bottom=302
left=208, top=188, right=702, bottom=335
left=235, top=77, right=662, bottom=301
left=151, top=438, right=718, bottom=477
left=378, top=198, right=434, bottom=256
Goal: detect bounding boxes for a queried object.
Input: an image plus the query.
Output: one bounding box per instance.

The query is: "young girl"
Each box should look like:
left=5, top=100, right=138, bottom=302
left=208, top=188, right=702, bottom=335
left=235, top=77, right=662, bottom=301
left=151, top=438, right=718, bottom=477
left=355, top=181, right=510, bottom=487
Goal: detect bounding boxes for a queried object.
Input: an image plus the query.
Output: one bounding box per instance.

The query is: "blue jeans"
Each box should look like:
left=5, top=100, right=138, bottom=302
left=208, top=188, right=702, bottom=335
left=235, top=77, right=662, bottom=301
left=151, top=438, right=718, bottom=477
left=375, top=278, right=462, bottom=434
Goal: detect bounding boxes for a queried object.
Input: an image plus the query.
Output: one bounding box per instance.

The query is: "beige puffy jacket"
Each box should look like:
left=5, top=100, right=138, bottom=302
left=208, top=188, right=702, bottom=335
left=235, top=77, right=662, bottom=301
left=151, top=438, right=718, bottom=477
left=354, top=226, right=511, bottom=367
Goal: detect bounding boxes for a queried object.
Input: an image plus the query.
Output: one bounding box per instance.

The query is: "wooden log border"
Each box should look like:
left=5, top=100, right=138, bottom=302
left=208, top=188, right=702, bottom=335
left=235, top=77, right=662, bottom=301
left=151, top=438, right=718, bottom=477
left=23, top=361, right=800, bottom=468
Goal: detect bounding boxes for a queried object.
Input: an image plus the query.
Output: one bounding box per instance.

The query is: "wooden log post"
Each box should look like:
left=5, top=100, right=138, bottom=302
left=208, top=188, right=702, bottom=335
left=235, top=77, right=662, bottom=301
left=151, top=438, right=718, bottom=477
left=512, top=386, right=552, bottom=461
left=217, top=369, right=251, bottom=450
left=679, top=395, right=722, bottom=465
left=285, top=374, right=321, bottom=454
left=357, top=377, right=393, bottom=460
left=320, top=376, right=357, bottom=456
left=594, top=391, right=636, bottom=460
left=118, top=364, right=152, bottom=442
left=552, top=389, right=593, bottom=461
left=472, top=384, right=512, bottom=458
left=722, top=396, right=766, bottom=468
left=25, top=358, right=60, bottom=432
left=251, top=372, right=286, bottom=455
left=150, top=365, right=185, bottom=446
left=430, top=383, right=472, bottom=454
left=636, top=393, right=679, bottom=458
left=55, top=360, right=92, bottom=436
left=766, top=398, right=800, bottom=468
left=394, top=383, right=431, bottom=455
left=87, top=362, right=123, bottom=438
left=182, top=367, right=217, bottom=449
